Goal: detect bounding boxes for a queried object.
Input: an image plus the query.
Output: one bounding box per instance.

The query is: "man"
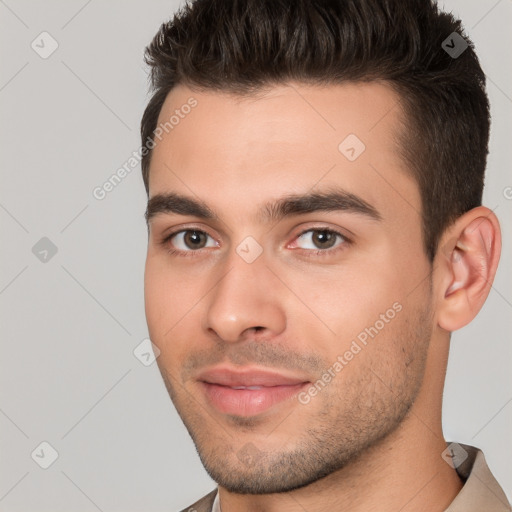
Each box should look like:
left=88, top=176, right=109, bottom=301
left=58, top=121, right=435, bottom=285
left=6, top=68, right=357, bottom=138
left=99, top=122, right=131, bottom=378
left=141, top=0, right=510, bottom=510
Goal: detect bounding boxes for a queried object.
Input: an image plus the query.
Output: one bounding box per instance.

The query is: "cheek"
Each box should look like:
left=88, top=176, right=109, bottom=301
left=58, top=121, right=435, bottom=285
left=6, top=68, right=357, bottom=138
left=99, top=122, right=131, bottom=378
left=285, top=263, right=396, bottom=339
left=144, top=257, right=214, bottom=365
left=284, top=257, right=421, bottom=368
left=144, top=258, right=168, bottom=334
left=144, top=258, right=197, bottom=339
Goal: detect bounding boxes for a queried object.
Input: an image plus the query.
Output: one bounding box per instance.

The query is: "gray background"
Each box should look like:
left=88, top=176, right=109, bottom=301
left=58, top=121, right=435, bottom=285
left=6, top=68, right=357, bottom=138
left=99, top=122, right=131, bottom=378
left=0, top=0, right=510, bottom=510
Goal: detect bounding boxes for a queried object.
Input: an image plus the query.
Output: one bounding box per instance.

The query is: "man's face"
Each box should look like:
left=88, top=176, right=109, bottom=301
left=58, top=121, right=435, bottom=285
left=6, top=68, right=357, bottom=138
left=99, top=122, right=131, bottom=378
left=144, top=82, right=435, bottom=493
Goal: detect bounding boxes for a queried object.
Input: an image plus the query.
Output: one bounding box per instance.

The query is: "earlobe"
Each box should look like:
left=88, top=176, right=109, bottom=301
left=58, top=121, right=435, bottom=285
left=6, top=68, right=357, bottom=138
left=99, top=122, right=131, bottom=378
left=436, top=207, right=501, bottom=332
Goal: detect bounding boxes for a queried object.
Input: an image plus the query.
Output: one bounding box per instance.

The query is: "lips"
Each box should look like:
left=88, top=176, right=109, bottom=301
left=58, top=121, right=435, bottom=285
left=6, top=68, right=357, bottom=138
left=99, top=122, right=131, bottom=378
left=198, top=367, right=309, bottom=387
left=197, top=367, right=310, bottom=416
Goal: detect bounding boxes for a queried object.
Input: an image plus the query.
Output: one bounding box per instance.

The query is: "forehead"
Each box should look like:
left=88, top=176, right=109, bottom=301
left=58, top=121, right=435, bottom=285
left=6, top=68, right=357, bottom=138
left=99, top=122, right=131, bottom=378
left=148, top=81, right=419, bottom=225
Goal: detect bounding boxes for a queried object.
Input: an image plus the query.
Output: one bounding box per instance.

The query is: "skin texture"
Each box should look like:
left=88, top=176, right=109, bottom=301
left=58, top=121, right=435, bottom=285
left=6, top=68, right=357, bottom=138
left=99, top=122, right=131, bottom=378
left=144, top=82, right=501, bottom=512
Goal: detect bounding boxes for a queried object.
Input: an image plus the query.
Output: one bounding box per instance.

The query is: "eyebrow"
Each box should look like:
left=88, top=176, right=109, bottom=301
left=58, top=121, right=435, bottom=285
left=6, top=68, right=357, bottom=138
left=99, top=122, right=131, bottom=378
left=145, top=188, right=381, bottom=225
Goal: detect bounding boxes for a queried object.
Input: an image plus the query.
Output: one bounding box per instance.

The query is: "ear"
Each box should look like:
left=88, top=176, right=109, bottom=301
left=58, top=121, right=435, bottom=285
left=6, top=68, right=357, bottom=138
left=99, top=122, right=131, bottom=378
left=435, top=206, right=501, bottom=332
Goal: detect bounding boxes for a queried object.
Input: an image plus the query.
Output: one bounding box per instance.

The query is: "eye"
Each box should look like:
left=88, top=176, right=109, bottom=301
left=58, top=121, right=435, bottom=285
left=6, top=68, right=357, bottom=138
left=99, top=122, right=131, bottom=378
left=165, top=229, right=218, bottom=252
left=161, top=227, right=349, bottom=258
left=293, top=228, right=348, bottom=252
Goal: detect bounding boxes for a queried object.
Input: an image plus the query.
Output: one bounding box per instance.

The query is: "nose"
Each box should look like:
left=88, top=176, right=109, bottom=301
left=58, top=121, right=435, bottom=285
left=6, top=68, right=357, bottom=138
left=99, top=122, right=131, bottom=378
left=202, top=250, right=287, bottom=343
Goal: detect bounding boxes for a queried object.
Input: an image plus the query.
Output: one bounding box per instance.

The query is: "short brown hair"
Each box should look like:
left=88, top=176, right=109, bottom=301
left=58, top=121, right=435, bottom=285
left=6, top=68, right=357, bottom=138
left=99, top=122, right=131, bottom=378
left=141, top=0, right=490, bottom=261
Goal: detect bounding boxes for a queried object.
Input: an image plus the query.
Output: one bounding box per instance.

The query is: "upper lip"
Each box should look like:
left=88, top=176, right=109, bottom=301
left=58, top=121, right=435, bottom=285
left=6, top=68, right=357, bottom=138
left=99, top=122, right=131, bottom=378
left=197, top=366, right=310, bottom=387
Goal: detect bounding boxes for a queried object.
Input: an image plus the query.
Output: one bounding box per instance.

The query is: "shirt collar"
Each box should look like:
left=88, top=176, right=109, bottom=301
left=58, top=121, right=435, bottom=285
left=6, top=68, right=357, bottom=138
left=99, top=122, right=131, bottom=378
left=444, top=443, right=510, bottom=511
left=212, top=489, right=221, bottom=512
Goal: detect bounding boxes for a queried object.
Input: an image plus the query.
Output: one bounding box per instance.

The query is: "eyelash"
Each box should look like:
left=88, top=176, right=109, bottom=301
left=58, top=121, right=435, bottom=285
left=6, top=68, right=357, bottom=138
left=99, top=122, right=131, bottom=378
left=160, top=227, right=351, bottom=259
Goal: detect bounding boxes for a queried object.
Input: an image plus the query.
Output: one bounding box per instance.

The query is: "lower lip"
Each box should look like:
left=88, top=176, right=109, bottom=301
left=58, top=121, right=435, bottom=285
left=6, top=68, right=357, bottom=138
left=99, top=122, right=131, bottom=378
left=200, top=382, right=308, bottom=416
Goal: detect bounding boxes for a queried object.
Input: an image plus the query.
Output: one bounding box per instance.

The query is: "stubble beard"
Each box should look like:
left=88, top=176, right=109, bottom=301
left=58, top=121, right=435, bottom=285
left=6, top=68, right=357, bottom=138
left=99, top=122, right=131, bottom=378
left=159, top=300, right=433, bottom=495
